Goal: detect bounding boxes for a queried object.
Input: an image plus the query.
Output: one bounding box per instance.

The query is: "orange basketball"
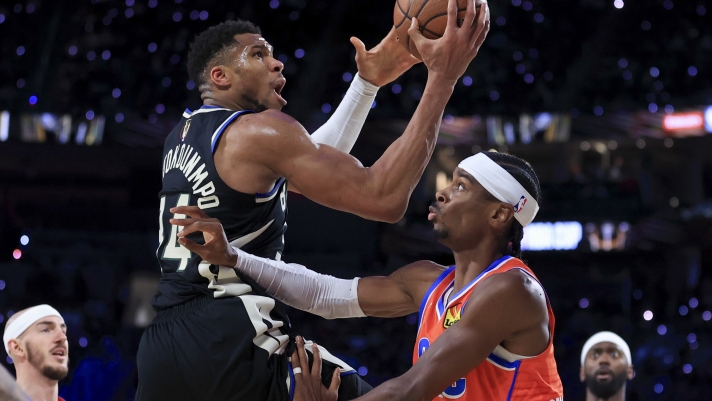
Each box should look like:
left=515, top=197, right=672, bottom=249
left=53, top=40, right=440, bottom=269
left=393, top=0, right=479, bottom=60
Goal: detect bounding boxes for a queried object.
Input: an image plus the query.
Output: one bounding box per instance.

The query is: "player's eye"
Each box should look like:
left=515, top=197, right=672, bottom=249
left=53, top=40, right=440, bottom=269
left=457, top=183, right=465, bottom=191
left=255, top=52, right=262, bottom=58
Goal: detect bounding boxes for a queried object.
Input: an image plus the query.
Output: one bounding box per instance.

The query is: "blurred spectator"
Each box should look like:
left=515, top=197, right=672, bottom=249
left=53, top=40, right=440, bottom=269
left=3, top=304, right=68, bottom=401
left=580, top=331, right=634, bottom=401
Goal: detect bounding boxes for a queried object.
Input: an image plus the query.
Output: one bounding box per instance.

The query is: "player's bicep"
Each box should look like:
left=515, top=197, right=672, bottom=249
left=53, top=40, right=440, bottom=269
left=357, top=261, right=446, bottom=318
left=276, top=143, right=378, bottom=216
left=356, top=276, right=416, bottom=318
left=240, top=111, right=396, bottom=221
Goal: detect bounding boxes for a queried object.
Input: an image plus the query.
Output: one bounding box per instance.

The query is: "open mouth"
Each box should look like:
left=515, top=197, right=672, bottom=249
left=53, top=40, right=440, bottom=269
left=595, top=369, right=613, bottom=380
left=272, top=78, right=287, bottom=104
left=428, top=205, right=438, bottom=221
left=274, top=80, right=285, bottom=95
left=51, top=348, right=67, bottom=358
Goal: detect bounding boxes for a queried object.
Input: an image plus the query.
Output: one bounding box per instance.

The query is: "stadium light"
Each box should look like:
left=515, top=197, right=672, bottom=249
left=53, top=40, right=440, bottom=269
left=0, top=111, right=9, bottom=141
left=705, top=106, right=712, bottom=133
left=662, top=112, right=705, bottom=136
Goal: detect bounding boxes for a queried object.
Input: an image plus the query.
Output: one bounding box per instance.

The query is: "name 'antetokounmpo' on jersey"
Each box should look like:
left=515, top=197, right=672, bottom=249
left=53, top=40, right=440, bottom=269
left=162, top=142, right=220, bottom=209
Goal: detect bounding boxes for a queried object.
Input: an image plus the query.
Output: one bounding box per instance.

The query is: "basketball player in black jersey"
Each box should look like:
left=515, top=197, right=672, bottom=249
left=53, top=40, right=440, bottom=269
left=136, top=3, right=490, bottom=400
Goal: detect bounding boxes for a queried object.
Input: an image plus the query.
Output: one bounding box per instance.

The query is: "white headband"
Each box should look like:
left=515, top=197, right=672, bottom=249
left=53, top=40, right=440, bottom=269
left=4, top=305, right=63, bottom=355
left=580, top=331, right=632, bottom=366
left=458, top=153, right=540, bottom=226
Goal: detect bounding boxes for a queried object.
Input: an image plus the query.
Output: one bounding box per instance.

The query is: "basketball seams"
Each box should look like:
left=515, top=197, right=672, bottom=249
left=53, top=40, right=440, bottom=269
left=410, top=0, right=432, bottom=53
left=396, top=0, right=476, bottom=58
left=394, top=0, right=411, bottom=29
left=414, top=0, right=432, bottom=18
left=419, top=7, right=468, bottom=37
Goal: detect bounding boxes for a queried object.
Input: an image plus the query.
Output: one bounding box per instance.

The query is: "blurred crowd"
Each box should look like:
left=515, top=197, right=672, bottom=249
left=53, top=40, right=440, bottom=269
left=0, top=0, right=710, bottom=138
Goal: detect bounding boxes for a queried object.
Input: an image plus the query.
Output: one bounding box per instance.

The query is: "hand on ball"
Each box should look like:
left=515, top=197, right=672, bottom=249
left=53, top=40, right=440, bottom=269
left=350, top=27, right=421, bottom=87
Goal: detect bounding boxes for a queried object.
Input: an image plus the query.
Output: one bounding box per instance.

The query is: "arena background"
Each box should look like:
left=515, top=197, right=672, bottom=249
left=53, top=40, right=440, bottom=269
left=0, top=0, right=711, bottom=399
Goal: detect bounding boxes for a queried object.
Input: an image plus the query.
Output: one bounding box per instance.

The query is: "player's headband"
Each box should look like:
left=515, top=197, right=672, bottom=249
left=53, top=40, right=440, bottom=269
left=458, top=153, right=539, bottom=227
left=3, top=304, right=64, bottom=356
left=580, top=331, right=632, bottom=366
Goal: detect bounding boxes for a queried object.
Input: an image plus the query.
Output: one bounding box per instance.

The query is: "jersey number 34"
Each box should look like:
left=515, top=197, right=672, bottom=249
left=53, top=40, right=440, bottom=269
left=158, top=194, right=192, bottom=272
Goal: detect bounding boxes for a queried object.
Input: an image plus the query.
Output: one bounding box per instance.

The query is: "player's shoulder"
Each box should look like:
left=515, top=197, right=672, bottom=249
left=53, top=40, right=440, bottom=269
left=476, top=267, right=547, bottom=314
left=232, top=109, right=307, bottom=139
left=220, top=109, right=311, bottom=159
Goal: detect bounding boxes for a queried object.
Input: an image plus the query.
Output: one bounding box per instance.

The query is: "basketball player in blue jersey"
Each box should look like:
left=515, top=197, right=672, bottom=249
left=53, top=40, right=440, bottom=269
left=136, top=1, right=490, bottom=399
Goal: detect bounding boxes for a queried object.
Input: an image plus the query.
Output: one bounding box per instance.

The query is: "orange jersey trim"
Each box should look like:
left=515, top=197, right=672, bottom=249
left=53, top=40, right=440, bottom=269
left=413, top=256, right=563, bottom=401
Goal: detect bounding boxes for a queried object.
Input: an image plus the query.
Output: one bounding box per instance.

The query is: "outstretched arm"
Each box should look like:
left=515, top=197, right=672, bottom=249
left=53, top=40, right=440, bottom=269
left=287, top=270, right=549, bottom=401
left=170, top=207, right=444, bottom=318
left=229, top=0, right=489, bottom=222
left=310, top=28, right=419, bottom=153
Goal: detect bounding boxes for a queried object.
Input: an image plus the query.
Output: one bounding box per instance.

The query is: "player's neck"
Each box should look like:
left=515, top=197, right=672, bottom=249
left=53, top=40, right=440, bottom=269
left=201, top=91, right=247, bottom=111
left=451, top=244, right=504, bottom=295
left=585, top=386, right=626, bottom=401
left=16, top=365, right=59, bottom=401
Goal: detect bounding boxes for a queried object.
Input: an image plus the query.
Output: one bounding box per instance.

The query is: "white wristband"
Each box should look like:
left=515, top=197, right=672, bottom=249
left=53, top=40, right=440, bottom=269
left=310, top=73, right=379, bottom=154
left=233, top=247, right=365, bottom=319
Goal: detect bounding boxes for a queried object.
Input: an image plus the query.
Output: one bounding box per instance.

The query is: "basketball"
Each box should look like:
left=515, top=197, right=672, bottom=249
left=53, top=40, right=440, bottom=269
left=393, top=0, right=480, bottom=60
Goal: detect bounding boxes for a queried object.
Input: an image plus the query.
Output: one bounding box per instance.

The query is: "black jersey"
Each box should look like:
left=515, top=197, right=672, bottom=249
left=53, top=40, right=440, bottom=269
left=153, top=105, right=288, bottom=309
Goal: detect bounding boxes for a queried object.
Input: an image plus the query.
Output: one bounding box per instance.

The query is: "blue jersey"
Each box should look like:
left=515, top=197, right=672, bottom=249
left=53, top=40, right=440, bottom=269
left=153, top=105, right=288, bottom=309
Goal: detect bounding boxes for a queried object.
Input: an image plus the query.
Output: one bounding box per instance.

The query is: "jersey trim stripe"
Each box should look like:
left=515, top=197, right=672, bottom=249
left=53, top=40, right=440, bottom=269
left=255, top=177, right=286, bottom=202
left=186, top=106, right=234, bottom=116
left=506, top=363, right=522, bottom=401
left=417, top=266, right=455, bottom=334
left=435, top=286, right=454, bottom=318
left=195, top=106, right=232, bottom=113
left=229, top=219, right=275, bottom=248
left=435, top=256, right=511, bottom=316
left=445, top=255, right=512, bottom=308
left=288, top=363, right=296, bottom=401
left=210, top=110, right=252, bottom=154
left=182, top=105, right=234, bottom=117
left=487, top=353, right=520, bottom=370
left=340, top=370, right=358, bottom=377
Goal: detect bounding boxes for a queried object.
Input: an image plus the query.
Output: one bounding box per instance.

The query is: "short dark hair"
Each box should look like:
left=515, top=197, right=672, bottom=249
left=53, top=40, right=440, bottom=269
left=186, top=20, right=262, bottom=85
left=482, top=151, right=542, bottom=260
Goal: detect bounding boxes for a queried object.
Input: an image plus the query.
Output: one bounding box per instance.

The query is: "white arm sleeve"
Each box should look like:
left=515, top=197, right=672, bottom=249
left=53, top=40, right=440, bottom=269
left=309, top=73, right=379, bottom=154
left=233, top=247, right=366, bottom=319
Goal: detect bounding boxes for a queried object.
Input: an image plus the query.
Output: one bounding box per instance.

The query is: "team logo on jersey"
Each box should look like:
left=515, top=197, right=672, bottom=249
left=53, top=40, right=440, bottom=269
left=513, top=196, right=527, bottom=213
left=443, top=303, right=463, bottom=328
left=180, top=119, right=191, bottom=141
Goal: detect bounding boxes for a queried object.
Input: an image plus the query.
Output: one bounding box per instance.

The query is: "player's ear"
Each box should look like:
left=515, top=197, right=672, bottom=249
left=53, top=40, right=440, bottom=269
left=626, top=365, right=634, bottom=380
left=579, top=366, right=585, bottom=382
left=7, top=339, right=24, bottom=360
left=209, top=65, right=232, bottom=88
left=490, top=203, right=513, bottom=229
